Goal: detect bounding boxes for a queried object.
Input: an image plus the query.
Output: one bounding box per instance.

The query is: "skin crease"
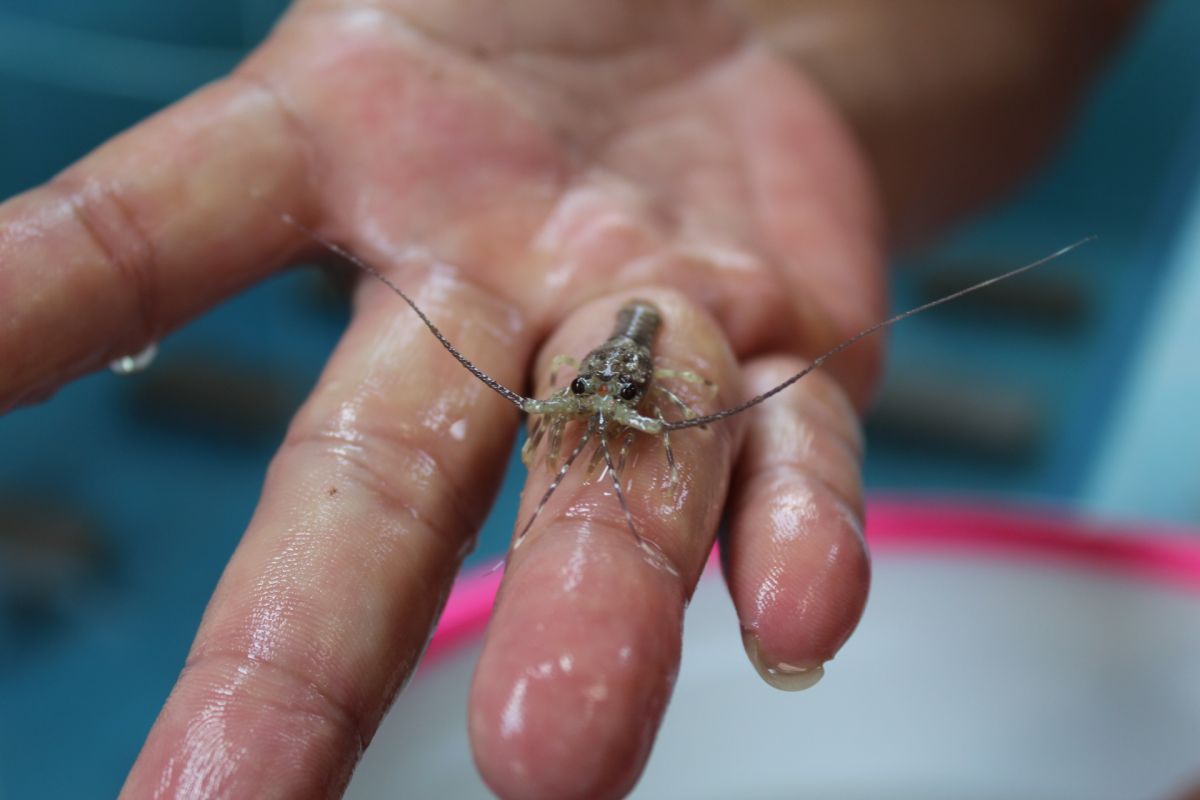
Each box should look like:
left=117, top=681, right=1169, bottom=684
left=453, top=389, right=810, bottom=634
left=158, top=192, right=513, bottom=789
left=0, top=1, right=1142, bottom=798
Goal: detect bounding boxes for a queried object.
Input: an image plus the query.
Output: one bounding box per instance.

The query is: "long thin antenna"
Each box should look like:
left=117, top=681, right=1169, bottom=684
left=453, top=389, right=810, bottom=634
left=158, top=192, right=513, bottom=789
left=664, top=236, right=1097, bottom=431
left=280, top=214, right=529, bottom=410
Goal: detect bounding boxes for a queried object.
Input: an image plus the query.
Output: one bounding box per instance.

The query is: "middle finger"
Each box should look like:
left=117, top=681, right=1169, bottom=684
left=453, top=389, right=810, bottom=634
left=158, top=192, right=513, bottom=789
left=470, top=288, right=743, bottom=800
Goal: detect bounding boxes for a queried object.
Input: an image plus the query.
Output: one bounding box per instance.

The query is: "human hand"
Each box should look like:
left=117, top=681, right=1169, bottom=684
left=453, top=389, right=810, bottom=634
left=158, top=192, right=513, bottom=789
left=0, top=1, right=1130, bottom=797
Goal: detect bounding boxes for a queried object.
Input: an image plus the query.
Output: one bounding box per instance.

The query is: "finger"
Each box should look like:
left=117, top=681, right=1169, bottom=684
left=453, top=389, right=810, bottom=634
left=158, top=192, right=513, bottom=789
left=716, top=49, right=888, bottom=403
left=724, top=356, right=870, bottom=690
left=469, top=289, right=743, bottom=800
left=0, top=71, right=315, bottom=410
left=120, top=266, right=534, bottom=798
left=532, top=47, right=888, bottom=390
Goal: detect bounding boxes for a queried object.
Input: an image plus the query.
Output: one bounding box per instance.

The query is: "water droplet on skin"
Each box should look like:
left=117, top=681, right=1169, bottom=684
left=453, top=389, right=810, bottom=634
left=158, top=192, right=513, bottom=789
left=741, top=629, right=825, bottom=692
left=500, top=677, right=529, bottom=739
left=108, top=342, right=158, bottom=375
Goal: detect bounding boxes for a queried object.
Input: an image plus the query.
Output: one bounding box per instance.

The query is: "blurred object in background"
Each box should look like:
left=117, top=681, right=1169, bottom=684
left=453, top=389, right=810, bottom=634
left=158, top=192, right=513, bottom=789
left=124, top=350, right=302, bottom=446
left=2, top=0, right=1200, bottom=797
left=349, top=504, right=1200, bottom=800
left=912, top=259, right=1091, bottom=332
left=0, top=494, right=113, bottom=655
left=868, top=367, right=1043, bottom=465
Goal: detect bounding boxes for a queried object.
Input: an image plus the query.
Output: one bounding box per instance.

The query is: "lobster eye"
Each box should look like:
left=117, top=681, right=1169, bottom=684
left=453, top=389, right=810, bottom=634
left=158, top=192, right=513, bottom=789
left=570, top=377, right=588, bottom=395
left=619, top=383, right=640, bottom=401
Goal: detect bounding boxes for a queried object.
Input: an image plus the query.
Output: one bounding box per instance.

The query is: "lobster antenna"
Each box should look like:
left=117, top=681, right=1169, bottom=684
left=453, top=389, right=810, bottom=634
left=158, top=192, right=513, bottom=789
left=280, top=213, right=529, bottom=410
left=663, top=236, right=1097, bottom=431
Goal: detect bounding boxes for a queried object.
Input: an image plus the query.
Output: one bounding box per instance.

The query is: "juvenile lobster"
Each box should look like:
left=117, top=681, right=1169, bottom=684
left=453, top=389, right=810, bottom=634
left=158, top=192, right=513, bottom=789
left=283, top=214, right=1092, bottom=558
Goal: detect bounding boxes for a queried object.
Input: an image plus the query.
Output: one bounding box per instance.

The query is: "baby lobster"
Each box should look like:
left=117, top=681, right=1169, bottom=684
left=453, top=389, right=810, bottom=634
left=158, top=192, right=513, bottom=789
left=279, top=214, right=1093, bottom=558
left=519, top=300, right=714, bottom=549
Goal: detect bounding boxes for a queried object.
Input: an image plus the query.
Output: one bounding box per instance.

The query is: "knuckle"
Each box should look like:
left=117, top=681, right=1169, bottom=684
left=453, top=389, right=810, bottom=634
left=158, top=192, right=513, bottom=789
left=277, top=407, right=480, bottom=553
left=759, top=456, right=864, bottom=528
left=49, top=175, right=160, bottom=345
left=181, top=648, right=366, bottom=755
left=747, top=355, right=864, bottom=455
left=227, top=69, right=322, bottom=178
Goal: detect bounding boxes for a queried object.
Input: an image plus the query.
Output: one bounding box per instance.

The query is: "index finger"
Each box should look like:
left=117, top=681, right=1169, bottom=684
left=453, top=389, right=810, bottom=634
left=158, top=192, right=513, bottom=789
left=122, top=265, right=533, bottom=798
left=0, top=72, right=313, bottom=409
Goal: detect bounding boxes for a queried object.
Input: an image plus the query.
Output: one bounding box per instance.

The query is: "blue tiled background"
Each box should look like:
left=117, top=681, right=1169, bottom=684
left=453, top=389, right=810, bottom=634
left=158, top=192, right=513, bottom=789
left=2, top=2, right=1199, bottom=797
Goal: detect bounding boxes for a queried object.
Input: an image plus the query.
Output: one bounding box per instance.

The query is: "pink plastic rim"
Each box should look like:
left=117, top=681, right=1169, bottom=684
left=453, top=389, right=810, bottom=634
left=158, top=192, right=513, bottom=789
left=424, top=498, right=1200, bottom=663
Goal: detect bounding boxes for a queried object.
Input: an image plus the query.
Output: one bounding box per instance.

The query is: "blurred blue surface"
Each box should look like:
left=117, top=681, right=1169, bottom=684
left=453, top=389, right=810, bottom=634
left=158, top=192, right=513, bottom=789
left=870, top=2, right=1200, bottom=500
left=1, top=1, right=1200, bottom=797
left=1085, top=171, right=1200, bottom=522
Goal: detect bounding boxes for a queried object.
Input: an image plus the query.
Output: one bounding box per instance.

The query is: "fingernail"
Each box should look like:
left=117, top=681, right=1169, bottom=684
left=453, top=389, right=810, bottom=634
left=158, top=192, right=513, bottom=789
left=741, top=629, right=825, bottom=692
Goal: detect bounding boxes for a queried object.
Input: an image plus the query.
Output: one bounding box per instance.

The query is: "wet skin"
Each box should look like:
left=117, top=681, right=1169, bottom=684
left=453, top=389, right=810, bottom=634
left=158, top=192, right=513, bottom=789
left=0, top=1, right=1139, bottom=798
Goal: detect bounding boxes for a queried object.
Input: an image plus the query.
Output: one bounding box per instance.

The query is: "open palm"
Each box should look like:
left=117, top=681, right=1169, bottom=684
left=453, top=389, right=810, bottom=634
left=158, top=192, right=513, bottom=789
left=2, top=2, right=890, bottom=797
